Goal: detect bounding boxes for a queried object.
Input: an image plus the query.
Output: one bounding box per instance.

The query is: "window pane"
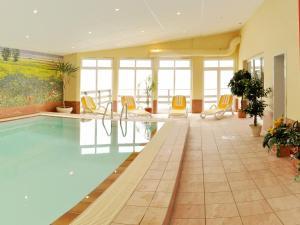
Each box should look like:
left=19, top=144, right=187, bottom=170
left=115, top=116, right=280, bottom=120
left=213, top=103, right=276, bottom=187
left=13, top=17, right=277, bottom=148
left=82, top=59, right=96, bottom=67
left=119, top=69, right=135, bottom=96
left=158, top=70, right=174, bottom=90
left=175, top=70, right=191, bottom=91
left=219, top=60, right=234, bottom=68
left=80, top=69, right=96, bottom=92
left=204, top=70, right=218, bottom=90
left=204, top=60, right=218, bottom=68
left=136, top=60, right=152, bottom=68
left=97, top=59, right=112, bottom=67
left=80, top=120, right=95, bottom=145
left=97, top=69, right=112, bottom=90
left=120, top=60, right=135, bottom=67
left=175, top=60, right=190, bottom=68
left=159, top=60, right=174, bottom=68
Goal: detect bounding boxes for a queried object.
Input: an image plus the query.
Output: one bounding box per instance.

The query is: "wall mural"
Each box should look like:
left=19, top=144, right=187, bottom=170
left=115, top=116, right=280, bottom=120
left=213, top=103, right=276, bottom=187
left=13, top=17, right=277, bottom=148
left=0, top=47, right=63, bottom=108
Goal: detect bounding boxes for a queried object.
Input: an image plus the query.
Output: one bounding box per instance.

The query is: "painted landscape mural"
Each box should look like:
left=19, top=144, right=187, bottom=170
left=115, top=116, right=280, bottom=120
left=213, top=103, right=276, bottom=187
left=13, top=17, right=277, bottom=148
left=0, top=47, right=63, bottom=108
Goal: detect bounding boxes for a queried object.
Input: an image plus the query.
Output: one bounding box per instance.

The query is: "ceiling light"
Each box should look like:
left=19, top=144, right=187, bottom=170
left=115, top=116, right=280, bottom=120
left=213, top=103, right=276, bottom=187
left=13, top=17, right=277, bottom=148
left=141, top=30, right=145, bottom=33
left=151, top=49, right=161, bottom=53
left=71, top=46, right=75, bottom=49
left=114, top=8, right=120, bottom=12
left=25, top=35, right=30, bottom=39
left=88, top=31, right=92, bottom=34
left=33, top=9, right=38, bottom=14
left=176, top=11, right=181, bottom=16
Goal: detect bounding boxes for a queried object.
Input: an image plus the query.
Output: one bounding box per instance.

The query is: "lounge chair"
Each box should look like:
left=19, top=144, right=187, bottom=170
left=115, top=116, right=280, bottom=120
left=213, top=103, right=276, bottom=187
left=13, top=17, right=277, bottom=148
left=121, top=96, right=151, bottom=117
left=200, top=95, right=234, bottom=119
left=81, top=96, right=114, bottom=117
left=169, top=95, right=188, bottom=118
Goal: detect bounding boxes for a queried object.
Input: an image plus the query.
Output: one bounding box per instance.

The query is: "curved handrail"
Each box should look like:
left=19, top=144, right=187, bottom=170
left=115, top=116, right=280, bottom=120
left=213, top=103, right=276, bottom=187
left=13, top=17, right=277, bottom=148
left=120, top=119, right=128, bottom=137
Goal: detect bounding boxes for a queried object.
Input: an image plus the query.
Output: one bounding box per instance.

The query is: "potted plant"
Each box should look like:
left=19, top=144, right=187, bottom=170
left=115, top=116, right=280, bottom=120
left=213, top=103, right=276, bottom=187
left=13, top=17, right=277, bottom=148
left=143, top=75, right=156, bottom=113
left=55, top=61, right=79, bottom=113
left=228, top=70, right=252, bottom=118
left=263, top=117, right=296, bottom=157
left=244, top=77, right=271, bottom=136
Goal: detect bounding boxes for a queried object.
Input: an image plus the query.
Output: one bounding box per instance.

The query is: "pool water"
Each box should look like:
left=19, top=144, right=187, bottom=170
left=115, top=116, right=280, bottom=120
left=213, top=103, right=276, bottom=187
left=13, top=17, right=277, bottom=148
left=0, top=116, right=162, bottom=225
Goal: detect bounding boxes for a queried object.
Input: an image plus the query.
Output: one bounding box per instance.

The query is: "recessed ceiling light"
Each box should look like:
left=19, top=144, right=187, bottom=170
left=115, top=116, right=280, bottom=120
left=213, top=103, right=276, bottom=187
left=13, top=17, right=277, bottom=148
left=176, top=11, right=181, bottom=16
left=114, top=8, right=120, bottom=12
left=25, top=35, right=30, bottom=39
left=33, top=9, right=38, bottom=14
left=88, top=31, right=92, bottom=34
left=238, top=22, right=243, bottom=25
left=141, top=30, right=145, bottom=33
left=71, top=46, right=75, bottom=49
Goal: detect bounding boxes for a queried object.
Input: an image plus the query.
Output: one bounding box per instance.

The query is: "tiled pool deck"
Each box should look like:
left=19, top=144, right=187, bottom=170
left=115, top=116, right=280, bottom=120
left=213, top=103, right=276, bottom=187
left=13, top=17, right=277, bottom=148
left=170, top=116, right=300, bottom=225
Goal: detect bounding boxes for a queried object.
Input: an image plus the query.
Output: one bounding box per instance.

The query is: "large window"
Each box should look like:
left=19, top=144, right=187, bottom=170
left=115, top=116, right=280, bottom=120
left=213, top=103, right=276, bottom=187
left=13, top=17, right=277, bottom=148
left=80, top=59, right=113, bottom=110
left=203, top=59, right=234, bottom=110
left=118, top=59, right=152, bottom=109
left=158, top=59, right=191, bottom=112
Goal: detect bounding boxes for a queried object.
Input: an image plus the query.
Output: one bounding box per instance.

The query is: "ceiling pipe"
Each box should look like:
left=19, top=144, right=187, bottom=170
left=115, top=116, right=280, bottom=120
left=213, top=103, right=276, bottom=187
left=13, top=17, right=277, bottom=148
left=149, top=36, right=241, bottom=57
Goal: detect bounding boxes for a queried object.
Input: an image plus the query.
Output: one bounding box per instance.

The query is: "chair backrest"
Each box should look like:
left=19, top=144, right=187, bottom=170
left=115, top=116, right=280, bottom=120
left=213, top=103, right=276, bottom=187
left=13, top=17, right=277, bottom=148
left=121, top=96, right=136, bottom=111
left=81, top=96, right=97, bottom=112
left=172, top=96, right=187, bottom=110
left=218, top=95, right=233, bottom=110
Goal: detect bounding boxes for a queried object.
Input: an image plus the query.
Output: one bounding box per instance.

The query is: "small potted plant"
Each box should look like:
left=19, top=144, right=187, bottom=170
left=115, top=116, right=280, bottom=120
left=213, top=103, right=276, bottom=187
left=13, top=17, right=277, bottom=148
left=244, top=77, right=271, bottom=136
left=55, top=61, right=79, bottom=113
left=263, top=118, right=295, bottom=157
left=144, top=75, right=156, bottom=113
left=228, top=70, right=252, bottom=118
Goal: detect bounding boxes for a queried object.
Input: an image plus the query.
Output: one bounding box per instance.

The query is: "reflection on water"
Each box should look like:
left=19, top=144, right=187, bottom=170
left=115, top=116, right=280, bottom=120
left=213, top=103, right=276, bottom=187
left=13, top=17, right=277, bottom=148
left=80, top=120, right=163, bottom=155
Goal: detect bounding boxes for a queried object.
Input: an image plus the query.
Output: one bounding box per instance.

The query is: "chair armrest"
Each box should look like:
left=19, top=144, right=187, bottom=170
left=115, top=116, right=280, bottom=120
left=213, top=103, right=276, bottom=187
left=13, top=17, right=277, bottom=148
left=209, top=104, right=217, bottom=109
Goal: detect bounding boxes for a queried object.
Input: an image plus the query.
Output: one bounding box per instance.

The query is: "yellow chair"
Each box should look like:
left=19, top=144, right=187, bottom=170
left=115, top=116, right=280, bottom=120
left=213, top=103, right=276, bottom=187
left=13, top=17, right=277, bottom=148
left=169, top=96, right=188, bottom=118
left=121, top=96, right=151, bottom=117
left=200, top=95, right=234, bottom=119
left=81, top=96, right=113, bottom=116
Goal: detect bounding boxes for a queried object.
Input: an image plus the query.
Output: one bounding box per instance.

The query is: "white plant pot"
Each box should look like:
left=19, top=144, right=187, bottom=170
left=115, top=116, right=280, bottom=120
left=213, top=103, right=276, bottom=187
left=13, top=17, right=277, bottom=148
left=249, top=124, right=262, bottom=137
left=56, top=106, right=73, bottom=114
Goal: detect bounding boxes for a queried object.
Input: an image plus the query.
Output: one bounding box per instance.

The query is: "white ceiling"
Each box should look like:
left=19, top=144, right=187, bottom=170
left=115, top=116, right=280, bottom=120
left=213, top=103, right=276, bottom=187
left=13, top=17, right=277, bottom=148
left=0, top=0, right=264, bottom=55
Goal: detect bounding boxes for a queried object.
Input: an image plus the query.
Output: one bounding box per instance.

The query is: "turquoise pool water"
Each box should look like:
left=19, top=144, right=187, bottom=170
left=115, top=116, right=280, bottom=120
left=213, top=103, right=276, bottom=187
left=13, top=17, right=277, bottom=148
left=0, top=116, right=162, bottom=225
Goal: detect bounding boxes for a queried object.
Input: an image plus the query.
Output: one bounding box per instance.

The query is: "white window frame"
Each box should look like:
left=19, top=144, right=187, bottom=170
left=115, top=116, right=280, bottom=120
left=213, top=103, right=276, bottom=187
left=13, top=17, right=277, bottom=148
left=80, top=58, right=113, bottom=109
left=203, top=59, right=234, bottom=109
left=157, top=59, right=192, bottom=112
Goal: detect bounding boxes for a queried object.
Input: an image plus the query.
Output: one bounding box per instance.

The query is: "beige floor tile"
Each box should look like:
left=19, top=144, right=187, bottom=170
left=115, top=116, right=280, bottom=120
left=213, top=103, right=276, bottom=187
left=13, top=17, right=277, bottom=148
left=241, top=213, right=283, bottom=225
left=157, top=180, right=176, bottom=192
left=204, top=174, right=227, bottom=182
left=237, top=200, right=273, bottom=216
left=162, top=170, right=178, bottom=180
left=136, top=179, right=160, bottom=192
left=259, top=186, right=291, bottom=199
left=143, top=170, right=164, bottom=180
left=150, top=192, right=172, bottom=207
left=113, top=206, right=147, bottom=224
left=232, top=189, right=264, bottom=202
left=182, top=167, right=203, bottom=175
left=206, top=217, right=243, bottom=225
left=204, top=166, right=225, bottom=174
left=176, top=192, right=205, bottom=204
left=205, top=181, right=231, bottom=192
left=254, top=177, right=281, bottom=188
left=205, top=192, right=234, bottom=204
left=267, top=195, right=300, bottom=211
left=229, top=180, right=256, bottom=191
left=170, top=218, right=205, bottom=225
left=180, top=173, right=203, bottom=182
left=127, top=191, right=154, bottom=206
left=226, top=172, right=250, bottom=182
left=178, top=181, right=204, bottom=193
left=140, top=207, right=167, bottom=225
left=172, top=204, right=205, bottom=219
left=205, top=203, right=239, bottom=218
left=276, top=207, right=300, bottom=225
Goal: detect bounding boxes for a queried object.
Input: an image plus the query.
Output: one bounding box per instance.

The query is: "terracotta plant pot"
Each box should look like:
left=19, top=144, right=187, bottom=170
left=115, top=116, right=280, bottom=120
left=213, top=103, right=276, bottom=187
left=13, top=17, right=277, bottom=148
left=144, top=107, right=152, bottom=113
left=291, top=157, right=300, bottom=174
left=249, top=124, right=262, bottom=137
left=271, top=145, right=291, bottom=157
left=56, top=106, right=73, bottom=113
left=238, top=110, right=246, bottom=118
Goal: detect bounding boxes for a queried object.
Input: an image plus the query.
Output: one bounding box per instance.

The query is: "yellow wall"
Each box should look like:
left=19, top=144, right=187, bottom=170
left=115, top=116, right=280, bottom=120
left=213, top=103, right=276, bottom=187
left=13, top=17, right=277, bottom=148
left=64, top=31, right=240, bottom=109
left=239, top=0, right=300, bottom=120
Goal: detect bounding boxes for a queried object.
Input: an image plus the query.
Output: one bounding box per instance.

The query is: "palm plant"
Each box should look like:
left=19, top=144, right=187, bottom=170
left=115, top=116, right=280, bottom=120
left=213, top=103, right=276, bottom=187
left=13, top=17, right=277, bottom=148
left=55, top=61, right=79, bottom=108
left=144, top=75, right=156, bottom=107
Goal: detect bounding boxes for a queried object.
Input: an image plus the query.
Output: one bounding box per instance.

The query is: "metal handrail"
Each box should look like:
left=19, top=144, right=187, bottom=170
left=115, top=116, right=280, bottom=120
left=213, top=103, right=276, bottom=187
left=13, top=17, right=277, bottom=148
left=102, top=102, right=113, bottom=121
left=120, top=119, right=128, bottom=137
left=102, top=119, right=112, bottom=136
left=120, top=103, right=128, bottom=121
